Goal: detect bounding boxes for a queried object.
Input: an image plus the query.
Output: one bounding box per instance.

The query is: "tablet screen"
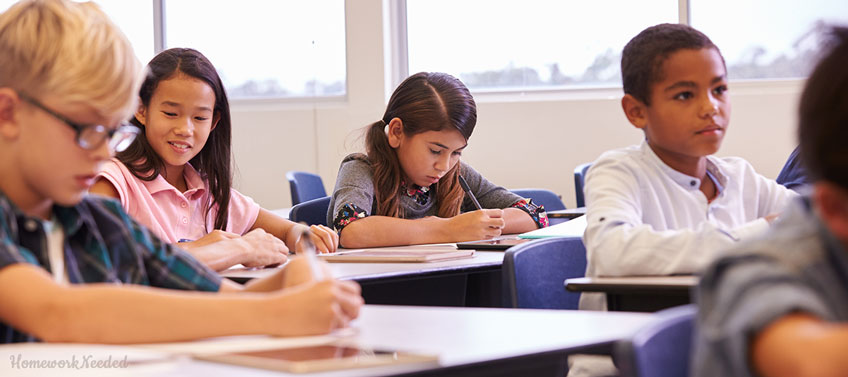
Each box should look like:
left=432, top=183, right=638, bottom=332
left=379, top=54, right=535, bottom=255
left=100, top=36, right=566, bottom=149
left=231, top=345, right=394, bottom=362
left=197, top=344, right=439, bottom=373
left=456, top=236, right=531, bottom=250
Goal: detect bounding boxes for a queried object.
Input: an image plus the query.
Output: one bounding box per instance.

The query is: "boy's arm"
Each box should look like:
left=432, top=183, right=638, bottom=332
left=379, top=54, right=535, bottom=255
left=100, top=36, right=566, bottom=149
left=752, top=314, right=848, bottom=377
left=0, top=263, right=362, bottom=344
left=584, top=159, right=768, bottom=276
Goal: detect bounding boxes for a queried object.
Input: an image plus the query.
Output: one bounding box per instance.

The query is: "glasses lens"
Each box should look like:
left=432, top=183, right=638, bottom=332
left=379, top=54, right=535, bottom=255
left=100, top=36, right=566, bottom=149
left=78, top=124, right=109, bottom=150
left=108, top=125, right=140, bottom=152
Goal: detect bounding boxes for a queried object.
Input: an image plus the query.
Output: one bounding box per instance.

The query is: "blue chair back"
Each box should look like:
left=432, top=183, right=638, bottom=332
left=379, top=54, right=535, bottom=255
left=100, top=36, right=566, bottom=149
left=286, top=171, right=327, bottom=206
left=510, top=188, right=566, bottom=212
left=573, top=162, right=592, bottom=207
left=502, top=237, right=587, bottom=309
left=615, top=304, right=697, bottom=377
left=289, top=196, right=331, bottom=226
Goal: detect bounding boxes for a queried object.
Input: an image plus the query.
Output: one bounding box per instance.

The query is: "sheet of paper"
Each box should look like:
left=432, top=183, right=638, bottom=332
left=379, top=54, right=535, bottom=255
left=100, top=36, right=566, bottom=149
left=518, top=215, right=587, bottom=239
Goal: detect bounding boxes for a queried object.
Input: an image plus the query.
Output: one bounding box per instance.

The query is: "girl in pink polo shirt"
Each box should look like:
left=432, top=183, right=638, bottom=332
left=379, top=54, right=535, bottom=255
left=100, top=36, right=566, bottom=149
left=91, top=48, right=337, bottom=271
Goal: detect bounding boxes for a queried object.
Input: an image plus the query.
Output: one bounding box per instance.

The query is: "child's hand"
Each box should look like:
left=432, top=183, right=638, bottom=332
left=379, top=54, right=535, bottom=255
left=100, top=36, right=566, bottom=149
left=448, top=209, right=505, bottom=241
left=179, top=230, right=240, bottom=250
left=294, top=225, right=339, bottom=254
left=280, top=256, right=333, bottom=287
left=270, top=279, right=362, bottom=336
left=240, top=228, right=289, bottom=268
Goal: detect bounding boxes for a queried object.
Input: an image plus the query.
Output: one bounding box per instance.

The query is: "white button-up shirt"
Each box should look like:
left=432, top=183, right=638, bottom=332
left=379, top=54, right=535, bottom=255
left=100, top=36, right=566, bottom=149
left=583, top=141, right=797, bottom=279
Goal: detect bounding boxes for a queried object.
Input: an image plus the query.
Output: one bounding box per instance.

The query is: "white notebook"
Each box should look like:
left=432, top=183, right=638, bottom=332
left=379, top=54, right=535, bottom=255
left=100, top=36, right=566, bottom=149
left=518, top=215, right=587, bottom=239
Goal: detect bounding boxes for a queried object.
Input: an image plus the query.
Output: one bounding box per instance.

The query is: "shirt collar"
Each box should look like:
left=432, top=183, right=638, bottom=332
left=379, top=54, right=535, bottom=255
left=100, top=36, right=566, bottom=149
left=640, top=140, right=728, bottom=193
left=0, top=189, right=90, bottom=237
left=400, top=179, right=432, bottom=205
left=143, top=163, right=206, bottom=196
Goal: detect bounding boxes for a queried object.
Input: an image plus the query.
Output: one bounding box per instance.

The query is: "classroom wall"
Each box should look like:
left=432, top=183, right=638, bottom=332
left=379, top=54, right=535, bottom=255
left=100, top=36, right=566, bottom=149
left=229, top=0, right=802, bottom=210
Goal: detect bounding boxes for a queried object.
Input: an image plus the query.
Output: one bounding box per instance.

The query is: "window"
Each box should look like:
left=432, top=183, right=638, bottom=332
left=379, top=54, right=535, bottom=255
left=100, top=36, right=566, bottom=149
left=164, top=0, right=347, bottom=99
left=0, top=0, right=154, bottom=64
left=691, top=0, right=848, bottom=80
left=405, top=0, right=677, bottom=92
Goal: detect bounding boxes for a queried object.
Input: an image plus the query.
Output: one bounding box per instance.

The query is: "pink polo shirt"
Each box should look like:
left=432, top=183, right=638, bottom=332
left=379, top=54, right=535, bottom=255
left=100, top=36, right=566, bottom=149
left=96, top=158, right=261, bottom=243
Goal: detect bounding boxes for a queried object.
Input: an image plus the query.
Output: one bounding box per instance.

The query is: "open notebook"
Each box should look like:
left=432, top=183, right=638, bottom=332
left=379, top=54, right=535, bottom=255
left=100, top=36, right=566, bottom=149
left=318, top=248, right=475, bottom=263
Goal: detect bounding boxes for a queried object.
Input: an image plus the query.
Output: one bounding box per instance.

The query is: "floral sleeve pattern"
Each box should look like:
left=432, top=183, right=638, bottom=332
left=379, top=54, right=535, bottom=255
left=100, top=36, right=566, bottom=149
left=510, top=199, right=549, bottom=228
left=332, top=203, right=369, bottom=234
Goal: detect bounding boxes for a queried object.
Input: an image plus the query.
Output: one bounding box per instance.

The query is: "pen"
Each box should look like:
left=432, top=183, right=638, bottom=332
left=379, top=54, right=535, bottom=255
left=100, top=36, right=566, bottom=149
left=299, top=227, right=326, bottom=281
left=458, top=175, right=483, bottom=210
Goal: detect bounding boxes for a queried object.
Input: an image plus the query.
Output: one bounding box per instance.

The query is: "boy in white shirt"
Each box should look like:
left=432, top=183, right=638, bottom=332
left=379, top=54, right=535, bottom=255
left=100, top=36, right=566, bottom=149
left=582, top=23, right=796, bottom=302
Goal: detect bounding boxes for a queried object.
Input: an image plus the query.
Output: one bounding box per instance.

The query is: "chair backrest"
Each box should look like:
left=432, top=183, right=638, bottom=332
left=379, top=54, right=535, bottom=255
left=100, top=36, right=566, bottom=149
left=286, top=171, right=327, bottom=206
left=502, top=237, right=587, bottom=309
left=510, top=188, right=566, bottom=212
left=573, top=162, right=593, bottom=208
left=289, top=196, right=331, bottom=226
left=615, top=304, right=697, bottom=377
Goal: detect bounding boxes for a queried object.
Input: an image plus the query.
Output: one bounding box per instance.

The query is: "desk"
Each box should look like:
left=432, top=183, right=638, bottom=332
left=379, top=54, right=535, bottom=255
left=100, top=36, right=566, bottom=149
left=223, top=251, right=507, bottom=307
left=222, top=215, right=580, bottom=308
left=0, top=305, right=652, bottom=377
left=565, top=276, right=697, bottom=312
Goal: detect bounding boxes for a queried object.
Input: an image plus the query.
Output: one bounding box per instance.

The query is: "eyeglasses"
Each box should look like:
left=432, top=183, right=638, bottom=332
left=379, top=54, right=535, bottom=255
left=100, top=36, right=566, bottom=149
left=19, top=93, right=139, bottom=152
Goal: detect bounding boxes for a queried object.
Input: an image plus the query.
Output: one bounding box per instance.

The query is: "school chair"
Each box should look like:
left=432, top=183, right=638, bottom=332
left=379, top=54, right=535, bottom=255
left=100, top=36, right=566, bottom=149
left=573, top=162, right=592, bottom=207
left=510, top=188, right=566, bottom=211
left=502, top=236, right=587, bottom=309
left=286, top=171, right=327, bottom=206
left=288, top=196, right=331, bottom=226
left=615, top=304, right=697, bottom=377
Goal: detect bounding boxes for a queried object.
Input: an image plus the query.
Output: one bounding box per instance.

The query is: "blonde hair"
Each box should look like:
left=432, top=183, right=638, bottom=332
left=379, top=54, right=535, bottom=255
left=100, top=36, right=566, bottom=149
left=0, top=0, right=142, bottom=121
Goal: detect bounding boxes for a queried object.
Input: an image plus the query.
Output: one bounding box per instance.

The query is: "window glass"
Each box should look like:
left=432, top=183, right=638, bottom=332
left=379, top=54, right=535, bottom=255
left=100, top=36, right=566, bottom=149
left=165, top=0, right=347, bottom=98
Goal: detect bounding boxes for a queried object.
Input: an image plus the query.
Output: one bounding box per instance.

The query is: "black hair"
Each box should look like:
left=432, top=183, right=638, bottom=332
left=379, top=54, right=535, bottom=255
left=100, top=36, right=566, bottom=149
left=622, top=23, right=724, bottom=105
left=117, top=48, right=233, bottom=231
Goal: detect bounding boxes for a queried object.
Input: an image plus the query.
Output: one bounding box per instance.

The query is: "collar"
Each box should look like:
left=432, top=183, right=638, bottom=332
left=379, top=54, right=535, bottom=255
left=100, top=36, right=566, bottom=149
left=0, top=189, right=90, bottom=237
left=640, top=140, right=728, bottom=194
left=400, top=179, right=432, bottom=205
left=142, top=163, right=206, bottom=196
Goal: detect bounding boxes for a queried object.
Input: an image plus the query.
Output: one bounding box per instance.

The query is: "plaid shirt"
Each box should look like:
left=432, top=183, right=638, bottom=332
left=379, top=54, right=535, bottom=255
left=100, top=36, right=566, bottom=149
left=0, top=191, right=221, bottom=343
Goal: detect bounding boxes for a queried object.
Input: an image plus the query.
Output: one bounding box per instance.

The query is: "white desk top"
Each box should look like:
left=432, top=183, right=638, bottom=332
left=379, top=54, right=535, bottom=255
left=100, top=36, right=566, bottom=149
left=565, top=276, right=697, bottom=294
left=0, top=306, right=653, bottom=376
left=221, top=251, right=506, bottom=281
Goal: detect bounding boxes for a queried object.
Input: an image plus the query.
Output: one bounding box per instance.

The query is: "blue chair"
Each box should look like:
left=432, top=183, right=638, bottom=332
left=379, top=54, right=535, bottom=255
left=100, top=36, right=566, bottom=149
left=502, top=237, right=587, bottom=309
left=286, top=171, right=327, bottom=206
left=573, top=162, right=592, bottom=208
left=615, top=304, right=697, bottom=377
left=289, top=196, right=331, bottom=226
left=510, top=188, right=566, bottom=212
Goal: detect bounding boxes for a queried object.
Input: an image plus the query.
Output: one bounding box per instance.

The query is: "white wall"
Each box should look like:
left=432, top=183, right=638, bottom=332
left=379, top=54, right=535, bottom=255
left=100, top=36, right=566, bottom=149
left=229, top=0, right=802, bottom=210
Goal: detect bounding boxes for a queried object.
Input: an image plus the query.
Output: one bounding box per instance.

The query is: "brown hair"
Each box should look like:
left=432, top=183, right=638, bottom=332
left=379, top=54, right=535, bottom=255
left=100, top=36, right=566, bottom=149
left=799, top=26, right=848, bottom=189
left=362, top=72, right=476, bottom=218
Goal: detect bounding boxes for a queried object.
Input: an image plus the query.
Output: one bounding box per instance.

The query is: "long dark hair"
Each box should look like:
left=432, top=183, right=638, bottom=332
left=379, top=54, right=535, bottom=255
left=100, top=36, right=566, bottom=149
left=117, top=48, right=233, bottom=231
left=362, top=72, right=476, bottom=218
